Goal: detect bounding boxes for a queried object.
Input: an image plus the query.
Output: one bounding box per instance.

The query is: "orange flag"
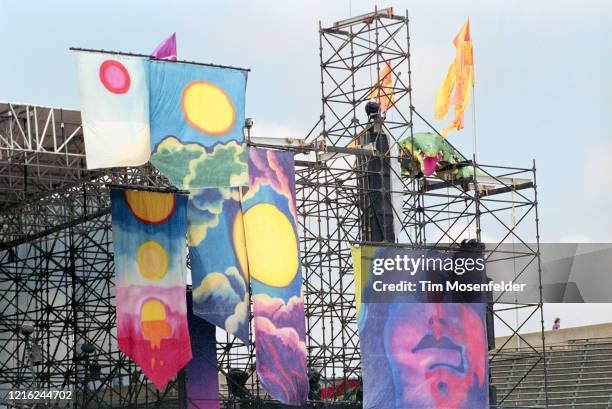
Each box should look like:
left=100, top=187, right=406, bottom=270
left=434, top=19, right=474, bottom=136
left=370, top=60, right=394, bottom=114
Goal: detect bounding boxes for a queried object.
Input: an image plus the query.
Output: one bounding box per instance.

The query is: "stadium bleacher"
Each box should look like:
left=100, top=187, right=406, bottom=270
left=491, top=327, right=612, bottom=408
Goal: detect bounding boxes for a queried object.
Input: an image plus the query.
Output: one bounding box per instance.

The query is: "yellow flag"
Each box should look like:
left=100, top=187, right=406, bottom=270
left=370, top=60, right=395, bottom=114
left=434, top=19, right=474, bottom=136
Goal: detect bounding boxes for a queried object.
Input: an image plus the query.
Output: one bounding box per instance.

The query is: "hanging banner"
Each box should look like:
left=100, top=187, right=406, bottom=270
left=354, top=245, right=489, bottom=409
left=75, top=51, right=151, bottom=169
left=111, top=188, right=191, bottom=390
left=188, top=187, right=250, bottom=344
left=242, top=147, right=308, bottom=405
left=148, top=61, right=248, bottom=189
left=186, top=293, right=220, bottom=409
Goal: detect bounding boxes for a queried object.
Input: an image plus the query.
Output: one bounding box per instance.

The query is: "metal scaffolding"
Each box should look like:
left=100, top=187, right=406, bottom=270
left=0, top=7, right=547, bottom=409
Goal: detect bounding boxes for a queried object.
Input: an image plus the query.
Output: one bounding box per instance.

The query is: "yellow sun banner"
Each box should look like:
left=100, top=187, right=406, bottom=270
left=148, top=61, right=248, bottom=189
left=241, top=147, right=309, bottom=405
left=111, top=188, right=191, bottom=390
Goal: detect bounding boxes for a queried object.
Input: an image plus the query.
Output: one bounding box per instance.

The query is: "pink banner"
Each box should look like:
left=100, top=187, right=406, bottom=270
left=111, top=188, right=192, bottom=390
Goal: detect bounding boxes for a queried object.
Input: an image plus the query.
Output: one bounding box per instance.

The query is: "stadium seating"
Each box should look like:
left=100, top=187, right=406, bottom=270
left=491, top=337, right=612, bottom=408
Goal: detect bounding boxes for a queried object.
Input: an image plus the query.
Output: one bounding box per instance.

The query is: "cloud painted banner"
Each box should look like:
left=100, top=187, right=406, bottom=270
left=111, top=188, right=191, bottom=390
left=148, top=61, right=248, bottom=189
left=188, top=187, right=250, bottom=344
left=186, top=293, right=220, bottom=409
left=242, top=147, right=308, bottom=405
left=353, top=245, right=489, bottom=409
left=75, top=52, right=151, bottom=169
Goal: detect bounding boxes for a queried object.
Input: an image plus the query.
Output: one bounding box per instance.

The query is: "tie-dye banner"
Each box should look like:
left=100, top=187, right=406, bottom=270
left=75, top=52, right=151, bottom=169
left=148, top=61, right=248, bottom=189
left=187, top=188, right=250, bottom=344
left=353, top=245, right=489, bottom=409
left=242, top=147, right=308, bottom=405
left=111, top=188, right=191, bottom=390
left=186, top=293, right=220, bottom=409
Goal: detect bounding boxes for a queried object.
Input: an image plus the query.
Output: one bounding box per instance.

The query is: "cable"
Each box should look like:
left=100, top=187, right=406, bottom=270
left=471, top=81, right=477, bottom=160
left=511, top=188, right=520, bottom=349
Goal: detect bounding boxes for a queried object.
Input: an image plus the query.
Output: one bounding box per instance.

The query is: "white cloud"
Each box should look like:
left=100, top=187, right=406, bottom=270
left=225, top=294, right=248, bottom=335
left=188, top=188, right=240, bottom=246
left=584, top=141, right=612, bottom=196
left=192, top=272, right=240, bottom=304
left=558, top=234, right=593, bottom=244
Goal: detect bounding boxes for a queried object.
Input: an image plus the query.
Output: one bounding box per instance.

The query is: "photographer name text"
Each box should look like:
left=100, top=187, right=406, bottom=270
left=371, top=280, right=526, bottom=293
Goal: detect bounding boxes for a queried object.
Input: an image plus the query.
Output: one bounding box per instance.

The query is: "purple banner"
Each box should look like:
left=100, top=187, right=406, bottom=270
left=186, top=294, right=220, bottom=409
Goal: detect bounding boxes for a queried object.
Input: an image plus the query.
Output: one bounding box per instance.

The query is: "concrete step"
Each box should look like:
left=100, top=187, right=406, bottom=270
left=490, top=341, right=612, bottom=408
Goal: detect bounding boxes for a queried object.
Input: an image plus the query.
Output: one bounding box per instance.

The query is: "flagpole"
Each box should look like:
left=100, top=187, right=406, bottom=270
left=472, top=82, right=477, bottom=161
left=69, top=47, right=251, bottom=72
left=471, top=17, right=476, bottom=159
left=105, top=183, right=189, bottom=195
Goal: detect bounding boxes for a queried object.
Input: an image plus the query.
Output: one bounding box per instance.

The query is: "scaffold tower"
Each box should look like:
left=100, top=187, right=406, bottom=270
left=0, top=7, right=548, bottom=409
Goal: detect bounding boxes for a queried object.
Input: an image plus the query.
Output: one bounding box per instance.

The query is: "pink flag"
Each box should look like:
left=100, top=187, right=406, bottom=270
left=152, top=33, right=177, bottom=60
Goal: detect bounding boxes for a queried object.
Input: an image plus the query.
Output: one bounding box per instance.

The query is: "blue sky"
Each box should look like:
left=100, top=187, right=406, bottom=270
left=2, top=0, right=610, bottom=333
